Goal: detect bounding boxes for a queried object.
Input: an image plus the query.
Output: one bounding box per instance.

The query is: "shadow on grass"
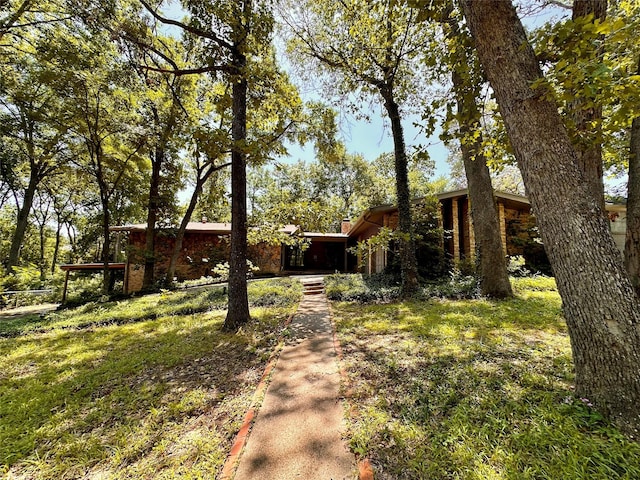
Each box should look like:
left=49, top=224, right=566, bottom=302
left=0, top=304, right=291, bottom=479
left=0, top=278, right=300, bottom=339
left=335, top=294, right=640, bottom=480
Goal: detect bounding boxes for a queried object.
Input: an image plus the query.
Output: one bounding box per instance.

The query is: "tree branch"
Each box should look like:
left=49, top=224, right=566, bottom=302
left=139, top=63, right=231, bottom=76
left=544, top=0, right=572, bottom=10
left=138, top=0, right=234, bottom=51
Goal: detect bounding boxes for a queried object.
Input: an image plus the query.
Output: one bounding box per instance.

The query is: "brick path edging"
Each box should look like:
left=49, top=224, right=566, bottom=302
left=218, top=307, right=298, bottom=480
left=220, top=293, right=375, bottom=480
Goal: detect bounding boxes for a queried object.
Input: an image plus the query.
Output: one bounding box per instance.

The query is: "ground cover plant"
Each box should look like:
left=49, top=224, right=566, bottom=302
left=331, top=275, right=640, bottom=479
left=0, top=278, right=302, bottom=479
left=325, top=272, right=479, bottom=303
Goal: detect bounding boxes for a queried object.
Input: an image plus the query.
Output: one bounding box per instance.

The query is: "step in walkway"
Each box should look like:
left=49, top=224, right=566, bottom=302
left=303, top=279, right=325, bottom=296
left=230, top=279, right=357, bottom=479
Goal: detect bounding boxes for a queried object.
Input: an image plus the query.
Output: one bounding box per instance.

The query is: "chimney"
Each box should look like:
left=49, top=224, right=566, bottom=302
left=341, top=218, right=351, bottom=234
left=201, top=216, right=208, bottom=223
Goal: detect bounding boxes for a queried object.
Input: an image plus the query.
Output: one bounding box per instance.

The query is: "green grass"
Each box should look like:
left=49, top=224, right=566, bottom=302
left=332, top=276, right=640, bottom=480
left=0, top=278, right=302, bottom=479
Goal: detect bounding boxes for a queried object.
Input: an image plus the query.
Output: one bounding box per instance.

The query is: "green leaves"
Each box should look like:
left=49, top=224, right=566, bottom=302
left=531, top=2, right=640, bottom=171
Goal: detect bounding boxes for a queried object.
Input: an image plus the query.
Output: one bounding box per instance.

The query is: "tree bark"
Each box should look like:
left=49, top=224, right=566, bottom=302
left=446, top=10, right=513, bottom=298
left=455, top=101, right=513, bottom=297
left=37, top=214, right=46, bottom=282
left=381, top=89, right=419, bottom=296
left=568, top=0, right=607, bottom=208
left=223, top=30, right=251, bottom=331
left=93, top=145, right=113, bottom=294
left=6, top=169, right=38, bottom=270
left=142, top=146, right=162, bottom=290
left=463, top=0, right=640, bottom=434
left=625, top=57, right=640, bottom=296
left=99, top=188, right=112, bottom=294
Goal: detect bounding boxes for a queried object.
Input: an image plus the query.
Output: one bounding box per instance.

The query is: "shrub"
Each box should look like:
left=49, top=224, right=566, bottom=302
left=422, top=271, right=480, bottom=299
left=512, top=275, right=557, bottom=293
left=326, top=272, right=483, bottom=304
left=325, top=273, right=401, bottom=303
left=0, top=265, right=58, bottom=309
left=248, top=277, right=304, bottom=307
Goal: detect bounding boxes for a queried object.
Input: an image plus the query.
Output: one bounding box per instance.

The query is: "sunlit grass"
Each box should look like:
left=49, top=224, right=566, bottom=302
left=0, top=278, right=302, bottom=479
left=333, top=276, right=640, bottom=480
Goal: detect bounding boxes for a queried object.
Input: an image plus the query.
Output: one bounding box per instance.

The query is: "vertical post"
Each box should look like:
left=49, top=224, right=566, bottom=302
left=343, top=241, right=348, bottom=272
left=123, top=260, right=130, bottom=295
left=438, top=201, right=445, bottom=251
left=468, top=198, right=476, bottom=260
left=452, top=198, right=460, bottom=262
left=498, top=202, right=507, bottom=256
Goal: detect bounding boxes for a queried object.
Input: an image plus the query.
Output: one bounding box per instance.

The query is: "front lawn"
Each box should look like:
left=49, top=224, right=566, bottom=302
left=331, top=276, right=640, bottom=479
left=0, top=278, right=302, bottom=479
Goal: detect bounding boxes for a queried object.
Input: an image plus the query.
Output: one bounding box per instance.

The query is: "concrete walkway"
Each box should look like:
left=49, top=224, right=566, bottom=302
left=231, top=286, right=357, bottom=479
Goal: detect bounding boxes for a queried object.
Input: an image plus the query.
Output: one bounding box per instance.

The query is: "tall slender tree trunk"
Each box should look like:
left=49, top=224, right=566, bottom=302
left=224, top=45, right=251, bottom=331
left=463, top=0, right=640, bottom=434
left=52, top=213, right=62, bottom=275
left=381, top=89, right=419, bottom=296
left=38, top=218, right=46, bottom=282
left=569, top=0, right=607, bottom=208
left=99, top=194, right=112, bottom=294
left=446, top=9, right=512, bottom=298
left=455, top=104, right=513, bottom=297
left=142, top=147, right=162, bottom=290
left=166, top=178, right=204, bottom=285
left=7, top=171, right=38, bottom=270
left=453, top=82, right=513, bottom=298
left=625, top=57, right=640, bottom=295
left=95, top=151, right=112, bottom=294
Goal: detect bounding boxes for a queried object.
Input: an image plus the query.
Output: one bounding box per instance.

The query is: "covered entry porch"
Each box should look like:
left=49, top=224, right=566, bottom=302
left=282, top=232, right=350, bottom=273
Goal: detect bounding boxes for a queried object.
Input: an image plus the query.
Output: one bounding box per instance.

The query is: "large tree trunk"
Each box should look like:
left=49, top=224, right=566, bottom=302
left=446, top=11, right=513, bottom=298
left=625, top=58, right=640, bottom=295
left=223, top=40, right=251, bottom=331
left=6, top=171, right=38, bottom=270
left=456, top=114, right=513, bottom=297
left=381, top=89, right=419, bottom=296
left=462, top=0, right=640, bottom=434
left=568, top=0, right=607, bottom=208
left=142, top=147, right=162, bottom=290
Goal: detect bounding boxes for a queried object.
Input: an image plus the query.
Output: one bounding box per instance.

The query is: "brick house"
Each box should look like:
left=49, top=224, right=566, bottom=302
left=112, top=189, right=627, bottom=291
left=111, top=222, right=294, bottom=293
left=111, top=222, right=352, bottom=293
left=347, top=188, right=626, bottom=275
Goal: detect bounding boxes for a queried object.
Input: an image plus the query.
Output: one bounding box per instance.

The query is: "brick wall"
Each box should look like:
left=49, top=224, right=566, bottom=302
left=126, top=230, right=282, bottom=291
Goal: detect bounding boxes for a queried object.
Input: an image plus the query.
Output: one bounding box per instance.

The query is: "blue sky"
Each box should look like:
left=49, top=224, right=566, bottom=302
left=282, top=107, right=451, bottom=179
left=161, top=1, right=569, bottom=184
left=276, top=3, right=569, bottom=181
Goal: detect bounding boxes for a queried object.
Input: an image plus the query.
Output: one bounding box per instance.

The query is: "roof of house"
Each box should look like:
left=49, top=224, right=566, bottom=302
left=346, top=188, right=532, bottom=238
left=346, top=203, right=397, bottom=239
left=301, top=231, right=349, bottom=241
left=436, top=188, right=531, bottom=208
left=111, top=222, right=299, bottom=235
